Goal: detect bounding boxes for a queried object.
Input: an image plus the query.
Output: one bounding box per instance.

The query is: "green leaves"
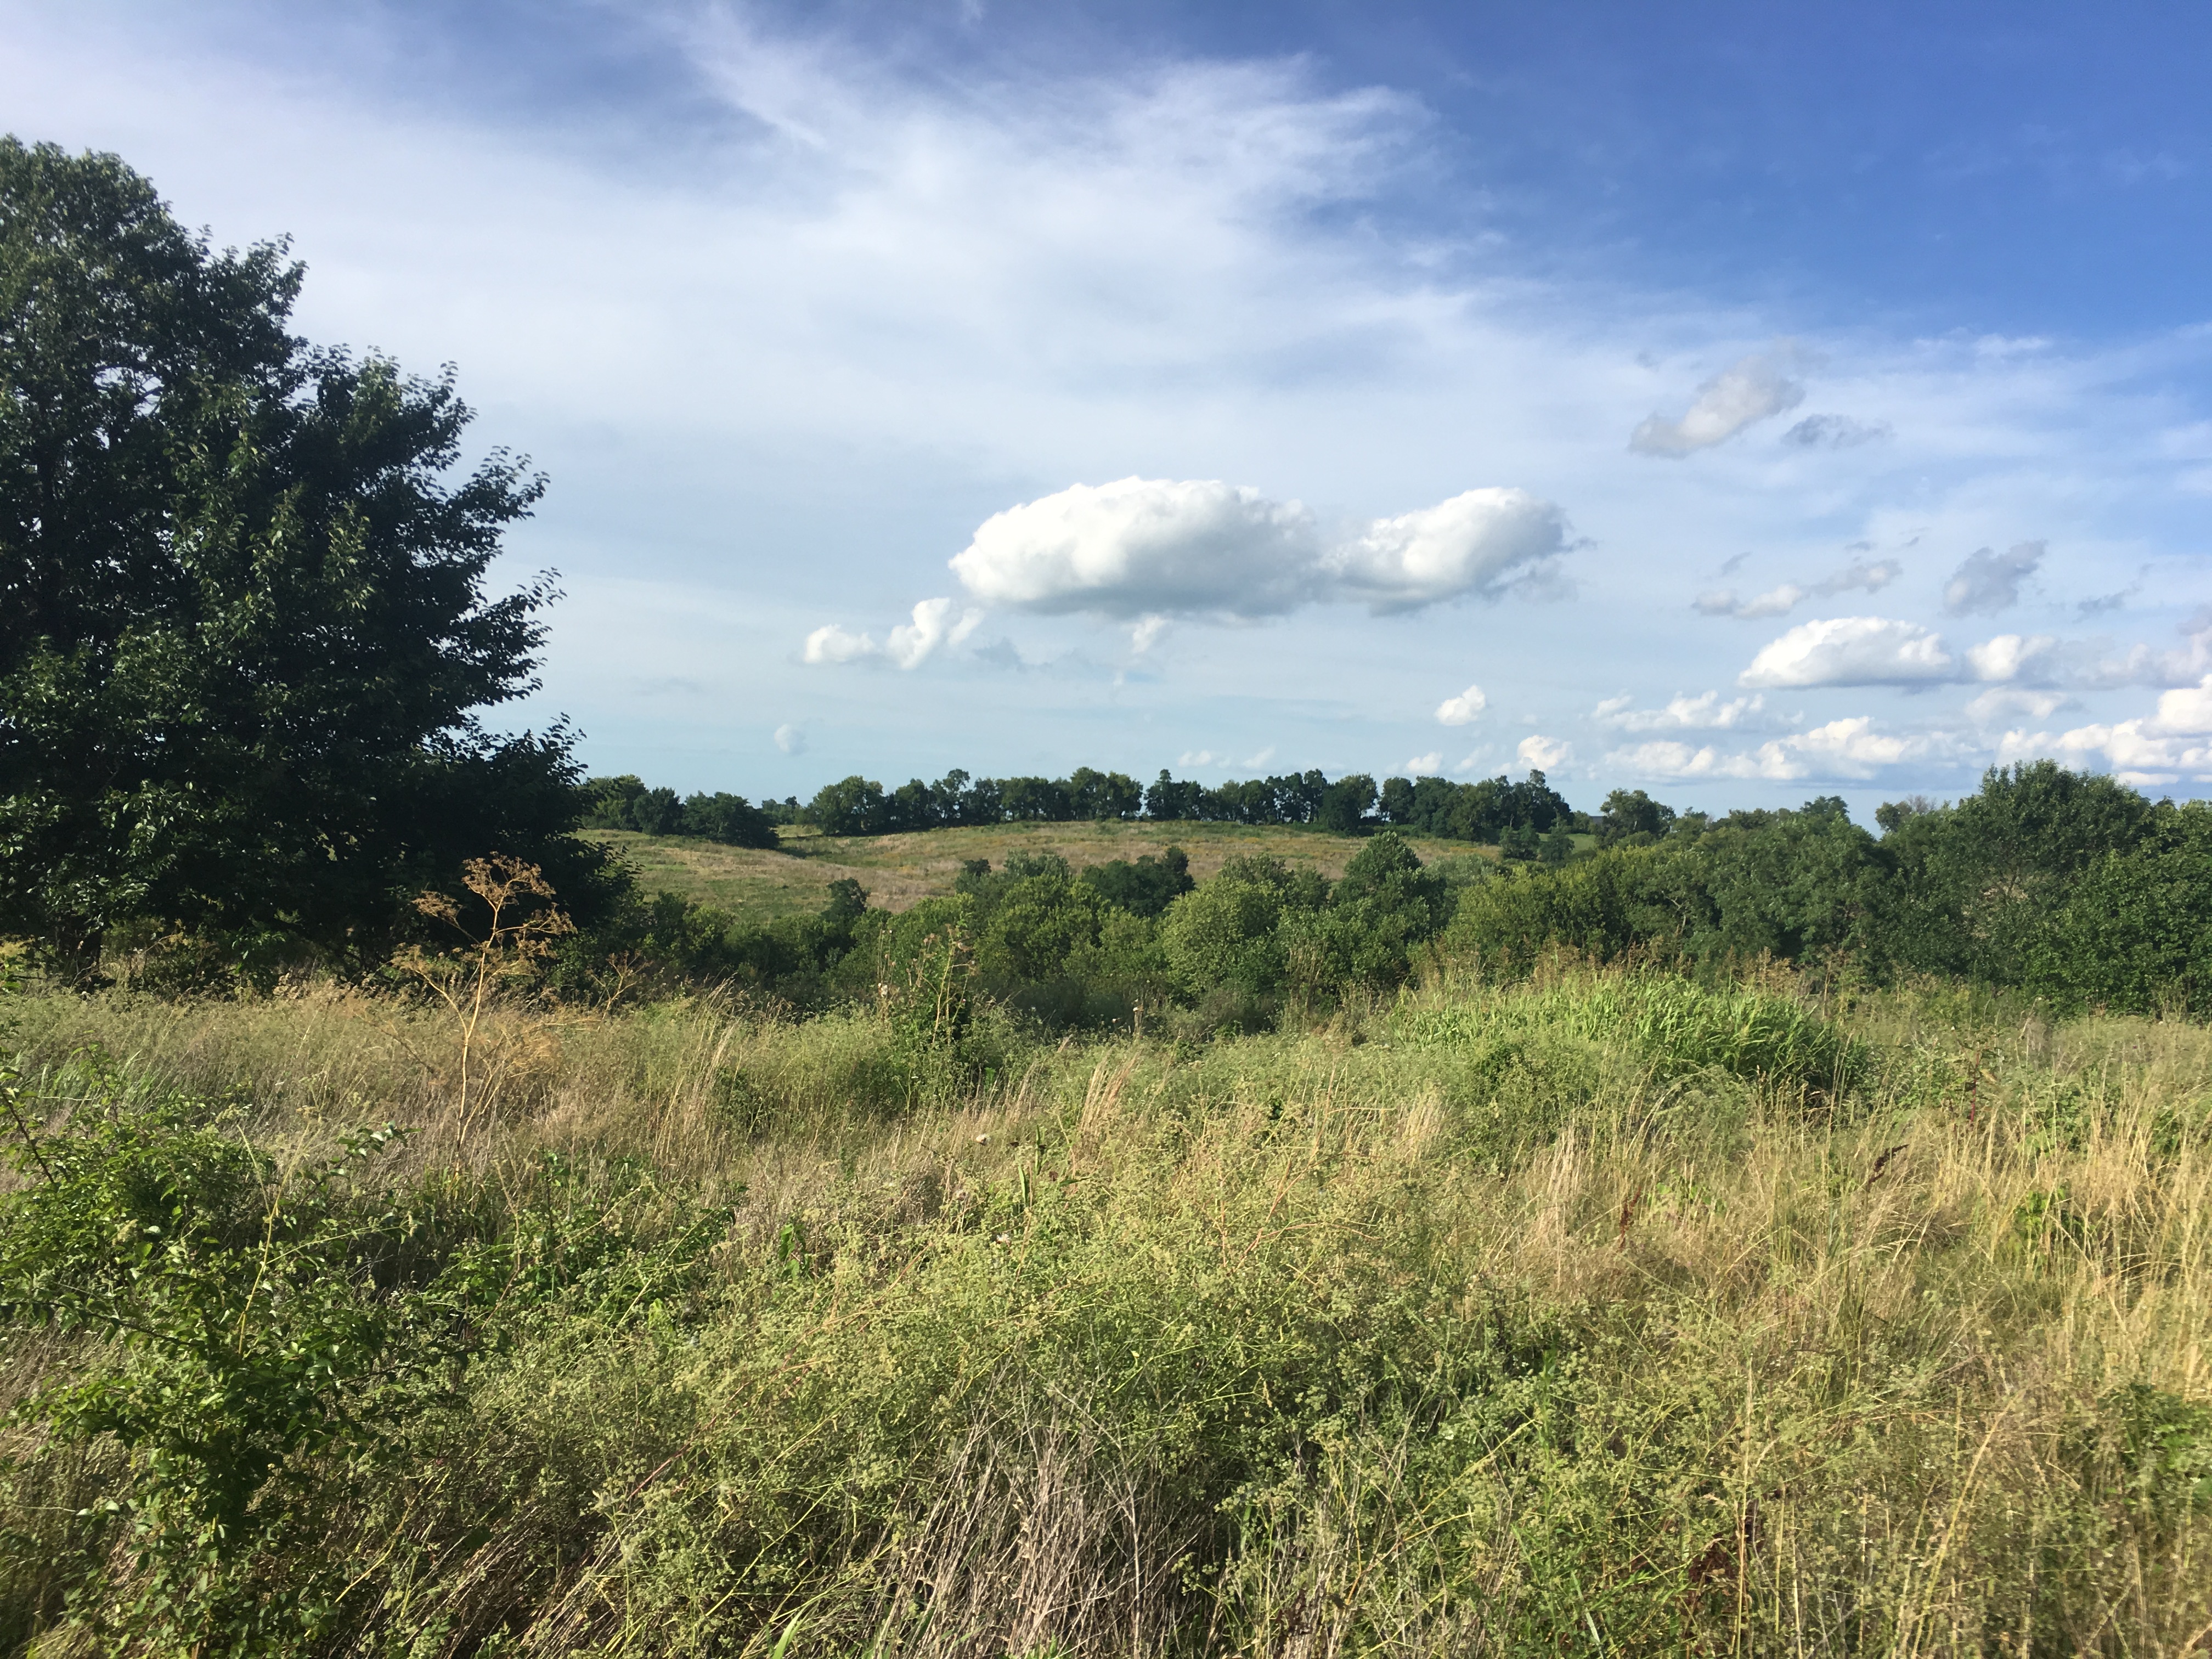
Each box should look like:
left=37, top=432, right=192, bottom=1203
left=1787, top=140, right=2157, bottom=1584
left=0, top=140, right=608, bottom=978
left=0, top=1081, right=442, bottom=1652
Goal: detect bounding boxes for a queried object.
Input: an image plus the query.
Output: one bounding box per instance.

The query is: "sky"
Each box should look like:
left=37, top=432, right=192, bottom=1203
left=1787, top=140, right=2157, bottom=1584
left=5, top=0, right=2210, bottom=816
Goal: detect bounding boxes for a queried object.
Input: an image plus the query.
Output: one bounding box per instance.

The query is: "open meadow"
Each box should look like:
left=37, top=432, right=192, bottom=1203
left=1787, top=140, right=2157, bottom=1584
left=585, top=822, right=1502, bottom=923
left=9, top=84, right=2212, bottom=1659
left=4, top=963, right=2207, bottom=1657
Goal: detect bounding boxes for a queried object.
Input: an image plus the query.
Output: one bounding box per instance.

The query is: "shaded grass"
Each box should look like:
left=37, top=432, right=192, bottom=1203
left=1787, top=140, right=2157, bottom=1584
left=3, top=972, right=2210, bottom=1655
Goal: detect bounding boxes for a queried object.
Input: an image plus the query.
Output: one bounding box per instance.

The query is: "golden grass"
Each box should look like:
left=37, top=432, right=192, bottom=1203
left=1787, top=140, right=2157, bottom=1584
left=4, top=973, right=2209, bottom=1655
left=587, top=821, right=1489, bottom=920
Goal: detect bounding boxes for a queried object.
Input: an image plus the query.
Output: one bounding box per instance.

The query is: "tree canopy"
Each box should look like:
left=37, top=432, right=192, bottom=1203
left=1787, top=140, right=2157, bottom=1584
left=0, top=138, right=608, bottom=974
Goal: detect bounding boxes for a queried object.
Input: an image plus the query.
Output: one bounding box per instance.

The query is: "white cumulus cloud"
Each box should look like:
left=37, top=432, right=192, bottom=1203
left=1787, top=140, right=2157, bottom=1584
left=1740, top=617, right=1956, bottom=688
left=1516, top=733, right=1574, bottom=770
left=1594, top=690, right=1764, bottom=731
left=1999, top=673, right=2212, bottom=780
left=802, top=623, right=878, bottom=664
left=886, top=597, right=983, bottom=668
left=1609, top=716, right=1959, bottom=782
left=804, top=597, right=981, bottom=668
left=1403, top=751, right=1443, bottom=776
left=946, top=477, right=1567, bottom=622
left=1963, top=633, right=2059, bottom=684
left=1605, top=740, right=1799, bottom=781
left=1434, top=683, right=1488, bottom=725
left=773, top=722, right=808, bottom=754
left=1788, top=716, right=1938, bottom=775
left=1629, top=346, right=1808, bottom=457
left=1324, top=488, right=1570, bottom=613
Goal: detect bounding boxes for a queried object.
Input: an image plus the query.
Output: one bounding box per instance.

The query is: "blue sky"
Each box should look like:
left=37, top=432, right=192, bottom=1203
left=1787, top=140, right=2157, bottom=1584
left=7, top=1, right=2210, bottom=815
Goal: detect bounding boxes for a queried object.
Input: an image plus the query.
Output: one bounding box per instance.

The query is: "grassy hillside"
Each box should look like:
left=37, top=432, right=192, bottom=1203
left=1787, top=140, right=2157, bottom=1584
left=588, top=820, right=1503, bottom=921
left=4, top=970, right=2207, bottom=1655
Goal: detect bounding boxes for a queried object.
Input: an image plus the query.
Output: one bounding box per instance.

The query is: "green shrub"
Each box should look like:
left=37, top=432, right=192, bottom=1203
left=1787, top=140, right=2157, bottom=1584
left=1401, top=974, right=1864, bottom=1101
left=0, top=1079, right=441, bottom=1654
left=1621, top=977, right=1866, bottom=1096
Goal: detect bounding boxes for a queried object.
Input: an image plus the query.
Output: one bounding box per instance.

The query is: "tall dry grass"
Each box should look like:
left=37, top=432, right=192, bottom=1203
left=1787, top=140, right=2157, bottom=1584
left=3, top=969, right=2209, bottom=1655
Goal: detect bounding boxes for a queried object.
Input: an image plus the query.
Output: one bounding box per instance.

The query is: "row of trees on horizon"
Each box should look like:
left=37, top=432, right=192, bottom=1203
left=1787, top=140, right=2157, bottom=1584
left=585, top=764, right=1614, bottom=851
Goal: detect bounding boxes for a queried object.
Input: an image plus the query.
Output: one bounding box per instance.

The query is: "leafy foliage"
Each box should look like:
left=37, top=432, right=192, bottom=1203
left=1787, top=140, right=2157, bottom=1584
left=0, top=138, right=612, bottom=978
left=0, top=1076, right=433, bottom=1653
left=583, top=776, right=780, bottom=847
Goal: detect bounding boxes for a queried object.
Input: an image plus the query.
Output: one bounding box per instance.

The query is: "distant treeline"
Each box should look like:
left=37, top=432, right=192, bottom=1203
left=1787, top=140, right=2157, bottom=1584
left=582, top=776, right=782, bottom=847
left=566, top=760, right=2212, bottom=1022
left=585, top=764, right=1584, bottom=848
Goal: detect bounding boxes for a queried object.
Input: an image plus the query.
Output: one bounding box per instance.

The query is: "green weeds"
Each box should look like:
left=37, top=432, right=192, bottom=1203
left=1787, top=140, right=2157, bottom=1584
left=3, top=973, right=2209, bottom=1655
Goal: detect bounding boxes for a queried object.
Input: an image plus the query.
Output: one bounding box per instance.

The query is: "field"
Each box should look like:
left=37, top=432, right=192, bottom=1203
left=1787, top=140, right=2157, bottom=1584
left=4, top=964, right=2208, bottom=1656
left=588, top=821, right=1503, bottom=920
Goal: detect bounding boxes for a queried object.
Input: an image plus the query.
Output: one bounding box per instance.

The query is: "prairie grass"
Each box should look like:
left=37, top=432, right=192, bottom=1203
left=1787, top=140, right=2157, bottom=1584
left=587, top=820, right=1436, bottom=922
left=3, top=968, right=2209, bottom=1656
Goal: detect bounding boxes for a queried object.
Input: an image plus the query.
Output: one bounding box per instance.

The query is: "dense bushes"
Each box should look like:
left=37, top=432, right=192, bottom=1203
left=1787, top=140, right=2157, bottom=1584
left=555, top=761, right=2212, bottom=1030
left=556, top=835, right=1455, bottom=1031
left=1447, top=763, right=2212, bottom=1016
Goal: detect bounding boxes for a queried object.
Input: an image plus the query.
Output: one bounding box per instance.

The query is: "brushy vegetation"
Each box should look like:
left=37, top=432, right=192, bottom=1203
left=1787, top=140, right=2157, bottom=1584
left=4, top=960, right=2209, bottom=1657
left=12, top=136, right=2211, bottom=1658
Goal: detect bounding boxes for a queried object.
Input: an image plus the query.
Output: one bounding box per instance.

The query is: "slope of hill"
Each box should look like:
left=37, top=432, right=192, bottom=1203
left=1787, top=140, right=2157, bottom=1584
left=585, top=821, right=1501, bottom=919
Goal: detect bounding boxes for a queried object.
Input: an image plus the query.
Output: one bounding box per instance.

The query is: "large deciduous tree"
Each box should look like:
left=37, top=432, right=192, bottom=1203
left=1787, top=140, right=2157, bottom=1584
left=0, top=138, right=613, bottom=974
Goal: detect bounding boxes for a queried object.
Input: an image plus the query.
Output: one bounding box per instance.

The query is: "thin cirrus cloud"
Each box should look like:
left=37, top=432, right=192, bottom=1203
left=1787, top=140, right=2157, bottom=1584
left=1782, top=414, right=1892, bottom=449
left=1694, top=557, right=1901, bottom=620
left=1629, top=346, right=1808, bottom=457
left=1594, top=690, right=1765, bottom=731
left=804, top=597, right=983, bottom=669
left=944, top=477, right=1570, bottom=622
left=1434, top=683, right=1488, bottom=725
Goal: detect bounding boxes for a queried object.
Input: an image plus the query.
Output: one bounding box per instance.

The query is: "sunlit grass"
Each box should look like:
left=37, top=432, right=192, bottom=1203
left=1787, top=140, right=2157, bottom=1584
left=4, top=969, right=2209, bottom=1655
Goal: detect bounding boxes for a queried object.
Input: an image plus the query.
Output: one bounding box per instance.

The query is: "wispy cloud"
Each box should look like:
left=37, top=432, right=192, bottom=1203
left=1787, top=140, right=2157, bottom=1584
left=1782, top=413, right=1892, bottom=449
left=1942, top=541, right=2044, bottom=615
left=1594, top=690, right=1765, bottom=731
left=1694, top=557, right=1900, bottom=620
left=1630, top=345, right=1808, bottom=456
